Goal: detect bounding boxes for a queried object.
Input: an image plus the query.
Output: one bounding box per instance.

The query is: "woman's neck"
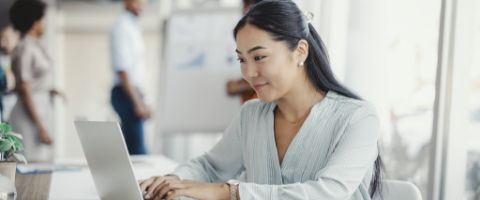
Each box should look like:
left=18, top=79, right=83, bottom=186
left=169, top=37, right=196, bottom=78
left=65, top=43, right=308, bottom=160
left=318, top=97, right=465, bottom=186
left=25, top=30, right=39, bottom=39
left=275, top=79, right=325, bottom=122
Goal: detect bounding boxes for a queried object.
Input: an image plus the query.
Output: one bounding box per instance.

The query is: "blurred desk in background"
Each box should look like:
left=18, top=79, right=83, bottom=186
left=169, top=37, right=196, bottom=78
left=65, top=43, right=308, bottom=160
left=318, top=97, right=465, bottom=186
left=14, top=155, right=178, bottom=200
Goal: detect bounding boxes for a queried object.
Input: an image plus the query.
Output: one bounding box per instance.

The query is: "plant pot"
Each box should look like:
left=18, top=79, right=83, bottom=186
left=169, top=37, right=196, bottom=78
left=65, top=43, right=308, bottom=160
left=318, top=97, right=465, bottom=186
left=0, top=162, right=16, bottom=183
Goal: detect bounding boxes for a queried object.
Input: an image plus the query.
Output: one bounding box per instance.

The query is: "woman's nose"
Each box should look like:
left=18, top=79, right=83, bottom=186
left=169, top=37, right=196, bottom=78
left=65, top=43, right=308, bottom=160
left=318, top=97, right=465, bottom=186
left=243, top=63, right=259, bottom=79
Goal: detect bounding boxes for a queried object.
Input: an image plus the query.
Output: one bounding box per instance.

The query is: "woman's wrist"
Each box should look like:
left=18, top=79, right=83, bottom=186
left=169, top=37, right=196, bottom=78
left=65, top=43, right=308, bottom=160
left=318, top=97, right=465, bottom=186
left=225, top=180, right=240, bottom=200
left=221, top=183, right=231, bottom=200
left=164, top=174, right=180, bottom=180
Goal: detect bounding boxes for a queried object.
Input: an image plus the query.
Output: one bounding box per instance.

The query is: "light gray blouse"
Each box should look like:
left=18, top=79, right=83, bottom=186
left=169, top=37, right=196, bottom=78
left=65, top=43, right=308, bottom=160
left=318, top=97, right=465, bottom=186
left=12, top=36, right=52, bottom=93
left=173, top=91, right=380, bottom=200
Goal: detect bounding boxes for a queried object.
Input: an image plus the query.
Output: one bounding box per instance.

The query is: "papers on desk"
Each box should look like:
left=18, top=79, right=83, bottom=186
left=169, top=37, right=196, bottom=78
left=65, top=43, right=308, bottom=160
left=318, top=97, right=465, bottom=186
left=16, top=164, right=82, bottom=174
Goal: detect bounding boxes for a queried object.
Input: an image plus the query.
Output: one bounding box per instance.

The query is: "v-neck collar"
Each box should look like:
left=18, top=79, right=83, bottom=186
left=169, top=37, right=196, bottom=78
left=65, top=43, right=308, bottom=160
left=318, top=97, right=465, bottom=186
left=267, top=91, right=333, bottom=182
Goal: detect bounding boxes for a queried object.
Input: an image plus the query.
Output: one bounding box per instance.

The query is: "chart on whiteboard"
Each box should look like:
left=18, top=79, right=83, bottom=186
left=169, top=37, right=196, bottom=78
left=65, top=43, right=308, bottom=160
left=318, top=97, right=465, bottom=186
left=160, top=9, right=243, bottom=133
left=167, top=11, right=240, bottom=71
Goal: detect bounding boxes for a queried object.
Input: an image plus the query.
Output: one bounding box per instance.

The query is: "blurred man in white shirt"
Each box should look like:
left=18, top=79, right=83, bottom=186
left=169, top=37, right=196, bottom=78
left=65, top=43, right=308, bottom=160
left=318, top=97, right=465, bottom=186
left=110, top=0, right=150, bottom=155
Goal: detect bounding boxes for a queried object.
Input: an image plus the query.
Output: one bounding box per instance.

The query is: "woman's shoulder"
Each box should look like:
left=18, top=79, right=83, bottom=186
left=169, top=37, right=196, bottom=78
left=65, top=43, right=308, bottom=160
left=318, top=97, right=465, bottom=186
left=241, top=98, right=272, bottom=111
left=326, top=91, right=378, bottom=121
left=239, top=99, right=273, bottom=118
left=12, top=39, right=30, bottom=55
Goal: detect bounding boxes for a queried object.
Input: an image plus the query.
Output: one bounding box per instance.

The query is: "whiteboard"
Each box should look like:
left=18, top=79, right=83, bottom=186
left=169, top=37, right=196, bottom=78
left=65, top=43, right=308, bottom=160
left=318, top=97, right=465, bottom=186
left=158, top=8, right=243, bottom=133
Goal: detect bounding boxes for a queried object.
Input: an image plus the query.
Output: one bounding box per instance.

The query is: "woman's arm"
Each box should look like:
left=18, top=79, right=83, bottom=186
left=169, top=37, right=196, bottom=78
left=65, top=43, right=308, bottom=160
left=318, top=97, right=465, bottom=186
left=140, top=105, right=247, bottom=199
left=237, top=103, right=379, bottom=200
left=12, top=48, right=52, bottom=144
left=17, top=82, right=51, bottom=144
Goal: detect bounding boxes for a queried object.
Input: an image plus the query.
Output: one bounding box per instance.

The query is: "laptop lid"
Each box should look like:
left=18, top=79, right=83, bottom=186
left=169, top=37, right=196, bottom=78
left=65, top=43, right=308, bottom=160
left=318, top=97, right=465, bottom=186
left=74, top=121, right=143, bottom=200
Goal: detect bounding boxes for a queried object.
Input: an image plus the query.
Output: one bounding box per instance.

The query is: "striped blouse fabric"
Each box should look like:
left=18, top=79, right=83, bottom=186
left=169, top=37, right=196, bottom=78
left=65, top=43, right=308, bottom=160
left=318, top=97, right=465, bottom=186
left=172, top=91, right=380, bottom=200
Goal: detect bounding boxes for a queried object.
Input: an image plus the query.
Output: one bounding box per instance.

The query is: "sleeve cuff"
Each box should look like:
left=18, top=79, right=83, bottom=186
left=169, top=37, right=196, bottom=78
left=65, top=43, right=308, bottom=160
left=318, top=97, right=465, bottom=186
left=239, top=182, right=279, bottom=200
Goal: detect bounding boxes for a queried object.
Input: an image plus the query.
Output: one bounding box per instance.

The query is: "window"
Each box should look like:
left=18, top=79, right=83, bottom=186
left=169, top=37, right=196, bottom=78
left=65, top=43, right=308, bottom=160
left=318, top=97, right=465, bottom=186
left=465, top=0, right=480, bottom=199
left=320, top=1, right=441, bottom=198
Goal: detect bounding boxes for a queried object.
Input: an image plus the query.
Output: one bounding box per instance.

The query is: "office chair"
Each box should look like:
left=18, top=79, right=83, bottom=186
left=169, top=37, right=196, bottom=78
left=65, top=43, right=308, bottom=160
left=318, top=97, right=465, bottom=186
left=373, top=180, right=423, bottom=200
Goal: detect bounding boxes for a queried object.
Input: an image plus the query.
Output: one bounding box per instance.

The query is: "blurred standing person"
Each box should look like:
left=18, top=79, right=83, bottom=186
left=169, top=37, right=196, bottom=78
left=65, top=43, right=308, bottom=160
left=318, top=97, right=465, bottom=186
left=0, top=26, right=18, bottom=122
left=9, top=0, right=56, bottom=162
left=110, top=0, right=150, bottom=155
left=226, top=0, right=263, bottom=103
left=241, top=0, right=263, bottom=13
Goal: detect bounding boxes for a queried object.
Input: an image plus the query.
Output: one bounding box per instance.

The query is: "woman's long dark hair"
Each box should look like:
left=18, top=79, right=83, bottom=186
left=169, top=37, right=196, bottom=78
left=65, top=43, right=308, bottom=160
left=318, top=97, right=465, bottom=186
left=233, top=0, right=383, bottom=198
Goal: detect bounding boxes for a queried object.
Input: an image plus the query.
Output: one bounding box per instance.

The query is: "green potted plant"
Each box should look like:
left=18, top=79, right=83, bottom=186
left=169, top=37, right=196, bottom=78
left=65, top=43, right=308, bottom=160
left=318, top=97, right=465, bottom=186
left=0, top=122, right=26, bottom=182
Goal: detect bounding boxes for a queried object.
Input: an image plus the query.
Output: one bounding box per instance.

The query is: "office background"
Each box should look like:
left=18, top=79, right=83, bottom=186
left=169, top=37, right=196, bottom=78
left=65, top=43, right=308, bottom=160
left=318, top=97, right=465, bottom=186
left=1, top=0, right=479, bottom=200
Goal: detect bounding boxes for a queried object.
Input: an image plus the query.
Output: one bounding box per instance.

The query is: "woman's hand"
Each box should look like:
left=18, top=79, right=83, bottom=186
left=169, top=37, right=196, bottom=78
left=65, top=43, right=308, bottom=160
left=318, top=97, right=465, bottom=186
left=139, top=176, right=230, bottom=200
left=160, top=180, right=229, bottom=200
left=140, top=175, right=180, bottom=199
left=49, top=89, right=66, bottom=101
left=37, top=124, right=52, bottom=145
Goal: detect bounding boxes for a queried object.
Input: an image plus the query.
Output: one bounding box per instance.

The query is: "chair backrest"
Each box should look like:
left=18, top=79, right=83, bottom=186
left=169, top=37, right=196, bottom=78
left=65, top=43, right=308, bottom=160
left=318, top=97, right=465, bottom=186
left=373, top=180, right=422, bottom=200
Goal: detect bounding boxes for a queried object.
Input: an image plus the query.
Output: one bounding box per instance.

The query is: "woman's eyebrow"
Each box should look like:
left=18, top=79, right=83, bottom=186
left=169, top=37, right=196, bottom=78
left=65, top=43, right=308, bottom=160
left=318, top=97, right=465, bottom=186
left=236, top=46, right=267, bottom=55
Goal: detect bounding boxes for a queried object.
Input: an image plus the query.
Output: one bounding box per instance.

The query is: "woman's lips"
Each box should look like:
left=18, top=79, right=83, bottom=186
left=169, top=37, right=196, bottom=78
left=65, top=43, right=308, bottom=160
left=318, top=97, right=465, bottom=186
left=253, top=83, right=268, bottom=90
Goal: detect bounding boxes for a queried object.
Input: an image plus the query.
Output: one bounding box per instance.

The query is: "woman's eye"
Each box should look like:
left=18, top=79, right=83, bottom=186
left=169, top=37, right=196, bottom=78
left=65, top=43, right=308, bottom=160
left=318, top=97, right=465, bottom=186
left=254, top=56, right=266, bottom=61
left=237, top=57, right=245, bottom=63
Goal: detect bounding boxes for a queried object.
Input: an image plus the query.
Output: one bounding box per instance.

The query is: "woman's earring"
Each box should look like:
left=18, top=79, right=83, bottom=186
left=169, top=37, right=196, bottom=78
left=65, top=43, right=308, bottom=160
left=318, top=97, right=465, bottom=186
left=298, top=62, right=304, bottom=68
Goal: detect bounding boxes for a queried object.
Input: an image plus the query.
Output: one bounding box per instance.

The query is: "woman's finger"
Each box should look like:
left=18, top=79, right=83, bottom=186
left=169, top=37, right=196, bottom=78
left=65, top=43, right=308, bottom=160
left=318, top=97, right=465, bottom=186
left=155, top=181, right=175, bottom=199
left=145, top=177, right=166, bottom=199
left=165, top=189, right=190, bottom=200
left=155, top=181, right=186, bottom=199
left=153, top=194, right=162, bottom=200
left=139, top=177, right=155, bottom=192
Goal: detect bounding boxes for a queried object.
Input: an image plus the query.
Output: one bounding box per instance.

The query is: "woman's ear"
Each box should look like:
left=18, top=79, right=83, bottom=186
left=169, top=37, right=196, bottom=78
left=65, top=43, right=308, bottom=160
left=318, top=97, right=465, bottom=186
left=31, top=19, right=44, bottom=35
left=296, top=39, right=309, bottom=64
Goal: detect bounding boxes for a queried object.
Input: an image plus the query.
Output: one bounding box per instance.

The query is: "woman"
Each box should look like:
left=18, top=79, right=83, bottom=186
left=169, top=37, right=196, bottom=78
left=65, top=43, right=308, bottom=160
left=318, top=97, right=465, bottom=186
left=8, top=0, right=56, bottom=162
left=0, top=25, right=18, bottom=121
left=141, top=1, right=382, bottom=199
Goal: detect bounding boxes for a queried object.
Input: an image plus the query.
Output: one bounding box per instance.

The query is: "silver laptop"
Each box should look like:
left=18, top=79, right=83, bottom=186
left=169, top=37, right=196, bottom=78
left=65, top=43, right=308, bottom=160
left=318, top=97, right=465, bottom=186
left=74, top=121, right=144, bottom=200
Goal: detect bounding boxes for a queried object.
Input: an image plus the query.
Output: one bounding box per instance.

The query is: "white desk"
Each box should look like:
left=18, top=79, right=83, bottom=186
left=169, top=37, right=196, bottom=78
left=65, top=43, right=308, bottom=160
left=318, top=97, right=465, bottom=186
left=47, top=155, right=178, bottom=200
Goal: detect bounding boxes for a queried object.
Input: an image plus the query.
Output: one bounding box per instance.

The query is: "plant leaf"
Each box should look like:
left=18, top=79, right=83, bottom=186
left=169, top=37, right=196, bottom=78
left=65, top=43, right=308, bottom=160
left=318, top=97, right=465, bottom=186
left=6, top=137, right=16, bottom=151
left=13, top=153, right=27, bottom=164
left=0, top=141, right=12, bottom=152
left=4, top=134, right=23, bottom=152
left=0, top=123, right=24, bottom=160
left=0, top=123, right=12, bottom=134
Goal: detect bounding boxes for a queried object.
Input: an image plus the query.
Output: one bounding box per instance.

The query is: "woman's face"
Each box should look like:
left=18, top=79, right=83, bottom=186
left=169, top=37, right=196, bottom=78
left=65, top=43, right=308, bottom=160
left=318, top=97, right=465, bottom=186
left=0, top=27, right=18, bottom=55
left=32, top=17, right=46, bottom=37
left=235, top=24, right=307, bottom=103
